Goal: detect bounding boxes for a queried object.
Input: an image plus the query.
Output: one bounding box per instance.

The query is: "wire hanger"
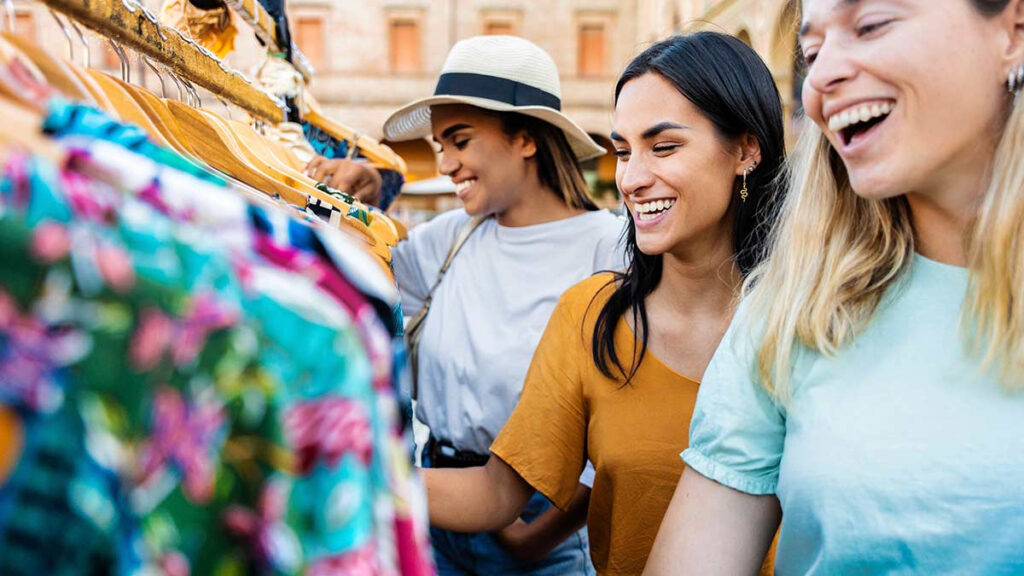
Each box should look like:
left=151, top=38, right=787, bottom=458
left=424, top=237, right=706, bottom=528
left=2, top=0, right=14, bottom=33
left=16, top=0, right=397, bottom=257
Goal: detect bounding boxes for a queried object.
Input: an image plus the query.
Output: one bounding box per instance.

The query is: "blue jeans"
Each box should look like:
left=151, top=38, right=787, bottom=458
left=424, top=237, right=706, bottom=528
left=423, top=451, right=595, bottom=576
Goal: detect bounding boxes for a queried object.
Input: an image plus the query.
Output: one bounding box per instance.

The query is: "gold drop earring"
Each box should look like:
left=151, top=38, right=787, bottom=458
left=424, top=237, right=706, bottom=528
left=740, top=162, right=756, bottom=203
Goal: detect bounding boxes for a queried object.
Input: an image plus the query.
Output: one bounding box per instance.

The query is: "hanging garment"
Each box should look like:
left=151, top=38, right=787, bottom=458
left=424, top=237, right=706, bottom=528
left=159, top=0, right=239, bottom=59
left=254, top=55, right=406, bottom=212
left=0, top=102, right=433, bottom=576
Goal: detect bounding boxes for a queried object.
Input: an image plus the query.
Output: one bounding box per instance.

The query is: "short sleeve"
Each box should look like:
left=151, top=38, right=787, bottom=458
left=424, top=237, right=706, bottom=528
left=490, top=291, right=587, bottom=511
left=681, top=302, right=786, bottom=496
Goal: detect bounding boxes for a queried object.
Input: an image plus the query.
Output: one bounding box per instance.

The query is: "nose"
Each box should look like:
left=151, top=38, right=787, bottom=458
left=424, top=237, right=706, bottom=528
left=805, top=38, right=857, bottom=95
left=617, top=152, right=654, bottom=198
left=439, top=151, right=460, bottom=176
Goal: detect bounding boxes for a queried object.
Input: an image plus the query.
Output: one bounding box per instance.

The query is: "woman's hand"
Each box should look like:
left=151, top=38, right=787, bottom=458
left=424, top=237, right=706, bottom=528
left=305, top=156, right=383, bottom=207
left=493, top=483, right=591, bottom=564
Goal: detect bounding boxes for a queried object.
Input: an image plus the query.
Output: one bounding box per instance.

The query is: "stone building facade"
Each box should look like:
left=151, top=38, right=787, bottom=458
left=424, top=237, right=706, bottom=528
left=639, top=0, right=803, bottom=134
left=287, top=0, right=802, bottom=176
left=7, top=0, right=801, bottom=183
left=286, top=0, right=642, bottom=187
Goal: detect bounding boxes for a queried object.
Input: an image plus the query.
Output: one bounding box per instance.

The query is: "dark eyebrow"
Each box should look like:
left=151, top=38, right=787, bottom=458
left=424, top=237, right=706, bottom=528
left=438, top=123, right=472, bottom=142
left=799, top=0, right=862, bottom=39
left=610, top=122, right=688, bottom=142
left=641, top=122, right=688, bottom=139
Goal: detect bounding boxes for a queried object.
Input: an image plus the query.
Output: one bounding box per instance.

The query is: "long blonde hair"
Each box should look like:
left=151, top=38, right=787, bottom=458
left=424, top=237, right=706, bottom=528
left=745, top=95, right=1024, bottom=400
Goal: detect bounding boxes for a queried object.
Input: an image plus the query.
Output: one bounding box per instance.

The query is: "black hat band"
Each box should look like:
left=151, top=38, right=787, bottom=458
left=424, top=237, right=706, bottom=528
left=434, top=72, right=561, bottom=111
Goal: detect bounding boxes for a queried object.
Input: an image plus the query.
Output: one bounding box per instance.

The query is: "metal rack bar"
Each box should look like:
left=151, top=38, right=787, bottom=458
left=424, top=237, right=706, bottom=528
left=40, top=0, right=285, bottom=122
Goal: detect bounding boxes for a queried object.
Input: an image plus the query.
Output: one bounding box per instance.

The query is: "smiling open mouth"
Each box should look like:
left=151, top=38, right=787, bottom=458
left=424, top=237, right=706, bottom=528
left=828, top=101, right=894, bottom=147
left=635, top=199, right=675, bottom=222
left=454, top=179, right=476, bottom=194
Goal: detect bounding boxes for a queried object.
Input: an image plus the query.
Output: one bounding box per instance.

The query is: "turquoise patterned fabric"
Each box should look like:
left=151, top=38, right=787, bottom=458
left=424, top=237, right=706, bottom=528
left=0, top=105, right=433, bottom=576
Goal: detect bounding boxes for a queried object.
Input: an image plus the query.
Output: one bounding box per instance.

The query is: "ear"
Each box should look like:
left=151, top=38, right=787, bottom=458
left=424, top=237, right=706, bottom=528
left=999, top=0, right=1024, bottom=68
left=513, top=130, right=538, bottom=160
left=735, top=133, right=762, bottom=176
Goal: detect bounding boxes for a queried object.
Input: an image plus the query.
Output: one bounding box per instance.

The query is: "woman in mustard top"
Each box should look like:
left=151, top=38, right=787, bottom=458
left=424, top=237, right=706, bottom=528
left=420, top=32, right=787, bottom=575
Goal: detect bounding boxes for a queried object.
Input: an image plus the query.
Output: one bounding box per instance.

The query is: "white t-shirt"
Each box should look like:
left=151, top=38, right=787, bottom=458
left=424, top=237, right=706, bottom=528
left=393, top=208, right=626, bottom=456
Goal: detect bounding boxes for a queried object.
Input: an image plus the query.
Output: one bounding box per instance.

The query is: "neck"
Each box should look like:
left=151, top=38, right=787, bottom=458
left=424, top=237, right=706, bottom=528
left=908, top=163, right=992, bottom=267
left=651, top=231, right=741, bottom=317
left=495, top=181, right=584, bottom=227
left=905, top=194, right=972, bottom=266
left=908, top=127, right=999, bottom=266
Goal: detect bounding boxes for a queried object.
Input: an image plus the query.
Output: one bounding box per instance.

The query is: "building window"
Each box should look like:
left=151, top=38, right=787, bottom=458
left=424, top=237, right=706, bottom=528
left=484, top=20, right=514, bottom=36
left=13, top=11, right=34, bottom=37
left=103, top=39, right=121, bottom=70
left=578, top=22, right=606, bottom=78
left=389, top=19, right=421, bottom=74
left=294, top=16, right=325, bottom=69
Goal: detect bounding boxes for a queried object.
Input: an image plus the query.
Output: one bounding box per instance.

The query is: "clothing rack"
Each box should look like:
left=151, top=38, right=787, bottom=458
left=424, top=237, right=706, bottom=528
left=223, top=0, right=313, bottom=81
left=38, top=0, right=285, bottom=123
left=217, top=0, right=404, bottom=171
left=223, top=0, right=275, bottom=48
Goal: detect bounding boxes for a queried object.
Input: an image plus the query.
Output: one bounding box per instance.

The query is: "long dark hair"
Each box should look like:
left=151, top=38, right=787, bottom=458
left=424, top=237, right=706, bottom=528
left=591, top=31, right=786, bottom=384
left=484, top=110, right=598, bottom=211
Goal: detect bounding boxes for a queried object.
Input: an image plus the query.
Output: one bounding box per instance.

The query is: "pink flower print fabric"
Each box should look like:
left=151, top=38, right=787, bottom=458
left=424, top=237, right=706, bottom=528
left=308, top=544, right=381, bottom=576
left=139, top=386, right=226, bottom=503
left=284, top=397, right=374, bottom=475
left=0, top=289, right=86, bottom=414
left=130, top=293, right=239, bottom=370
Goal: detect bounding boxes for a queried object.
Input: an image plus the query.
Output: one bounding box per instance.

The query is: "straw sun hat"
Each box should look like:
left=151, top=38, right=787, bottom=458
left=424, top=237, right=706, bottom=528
left=383, top=35, right=607, bottom=162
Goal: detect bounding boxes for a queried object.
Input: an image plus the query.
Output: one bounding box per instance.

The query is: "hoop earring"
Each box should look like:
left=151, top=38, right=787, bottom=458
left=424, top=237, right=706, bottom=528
left=1008, top=63, right=1024, bottom=93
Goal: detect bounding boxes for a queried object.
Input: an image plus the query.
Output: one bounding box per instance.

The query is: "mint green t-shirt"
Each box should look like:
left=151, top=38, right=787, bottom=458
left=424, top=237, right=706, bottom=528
left=684, top=254, right=1024, bottom=575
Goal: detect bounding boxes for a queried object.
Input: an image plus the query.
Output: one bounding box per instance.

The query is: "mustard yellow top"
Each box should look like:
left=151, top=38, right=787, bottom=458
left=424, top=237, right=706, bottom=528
left=492, top=273, right=702, bottom=575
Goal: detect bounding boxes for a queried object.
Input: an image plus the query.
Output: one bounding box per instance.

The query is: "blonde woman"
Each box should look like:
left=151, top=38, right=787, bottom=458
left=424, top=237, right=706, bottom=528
left=645, top=1, right=1024, bottom=575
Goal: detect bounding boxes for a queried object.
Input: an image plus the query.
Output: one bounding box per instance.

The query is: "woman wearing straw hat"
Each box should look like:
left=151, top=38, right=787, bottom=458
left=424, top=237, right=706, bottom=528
left=380, top=35, right=624, bottom=575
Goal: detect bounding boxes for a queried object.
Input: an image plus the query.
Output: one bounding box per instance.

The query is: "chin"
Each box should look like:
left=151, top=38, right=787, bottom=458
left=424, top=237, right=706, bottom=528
left=636, top=238, right=671, bottom=257
left=460, top=200, right=485, bottom=216
left=846, top=169, right=909, bottom=202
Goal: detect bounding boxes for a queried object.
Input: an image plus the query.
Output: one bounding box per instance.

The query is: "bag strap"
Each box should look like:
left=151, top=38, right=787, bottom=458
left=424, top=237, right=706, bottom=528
left=406, top=215, right=487, bottom=399
left=439, top=216, right=487, bottom=282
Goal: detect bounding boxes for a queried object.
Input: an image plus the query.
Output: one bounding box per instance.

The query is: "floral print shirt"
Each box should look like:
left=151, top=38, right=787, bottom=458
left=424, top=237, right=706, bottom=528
left=0, top=103, right=433, bottom=576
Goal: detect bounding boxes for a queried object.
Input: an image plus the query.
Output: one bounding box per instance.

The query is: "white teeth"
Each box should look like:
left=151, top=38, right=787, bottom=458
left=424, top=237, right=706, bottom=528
left=454, top=179, right=476, bottom=193
left=827, top=101, right=894, bottom=134
left=634, top=199, right=675, bottom=219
